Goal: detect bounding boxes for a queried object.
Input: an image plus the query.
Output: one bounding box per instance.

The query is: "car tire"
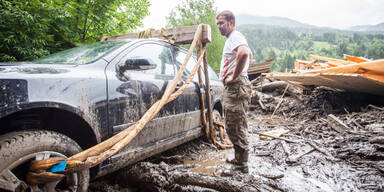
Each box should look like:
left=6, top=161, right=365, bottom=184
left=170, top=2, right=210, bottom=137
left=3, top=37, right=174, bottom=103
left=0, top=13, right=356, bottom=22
left=0, top=130, right=89, bottom=192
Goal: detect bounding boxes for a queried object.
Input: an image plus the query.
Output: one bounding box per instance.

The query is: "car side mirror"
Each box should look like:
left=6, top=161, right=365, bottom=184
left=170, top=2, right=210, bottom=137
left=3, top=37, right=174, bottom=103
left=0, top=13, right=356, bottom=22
left=120, top=57, right=157, bottom=72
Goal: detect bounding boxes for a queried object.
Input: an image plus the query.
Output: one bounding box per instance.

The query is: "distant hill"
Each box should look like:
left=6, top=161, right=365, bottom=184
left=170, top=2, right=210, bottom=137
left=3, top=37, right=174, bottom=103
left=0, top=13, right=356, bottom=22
left=236, top=14, right=316, bottom=29
left=235, top=14, right=384, bottom=34
left=348, top=23, right=384, bottom=32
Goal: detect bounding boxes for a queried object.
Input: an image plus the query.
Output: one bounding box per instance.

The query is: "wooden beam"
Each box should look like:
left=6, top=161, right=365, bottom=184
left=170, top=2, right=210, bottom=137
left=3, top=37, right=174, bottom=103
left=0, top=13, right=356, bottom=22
left=265, top=72, right=384, bottom=96
left=344, top=54, right=370, bottom=63
left=303, top=59, right=384, bottom=83
left=309, top=54, right=352, bottom=65
left=100, top=24, right=212, bottom=45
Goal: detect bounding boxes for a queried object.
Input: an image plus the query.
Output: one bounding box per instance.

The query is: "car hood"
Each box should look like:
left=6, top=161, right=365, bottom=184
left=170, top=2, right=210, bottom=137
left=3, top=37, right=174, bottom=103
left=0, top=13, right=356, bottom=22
left=0, top=62, right=74, bottom=75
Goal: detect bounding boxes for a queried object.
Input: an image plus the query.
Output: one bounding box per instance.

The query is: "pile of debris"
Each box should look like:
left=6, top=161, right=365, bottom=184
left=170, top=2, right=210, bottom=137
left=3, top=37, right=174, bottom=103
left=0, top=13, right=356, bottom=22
left=248, top=71, right=384, bottom=191
left=89, top=77, right=384, bottom=191
left=267, top=54, right=384, bottom=96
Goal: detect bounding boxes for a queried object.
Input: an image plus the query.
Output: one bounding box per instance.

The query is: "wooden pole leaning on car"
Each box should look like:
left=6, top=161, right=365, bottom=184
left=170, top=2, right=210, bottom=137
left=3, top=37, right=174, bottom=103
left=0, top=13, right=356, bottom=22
left=27, top=24, right=231, bottom=185
left=196, top=39, right=210, bottom=139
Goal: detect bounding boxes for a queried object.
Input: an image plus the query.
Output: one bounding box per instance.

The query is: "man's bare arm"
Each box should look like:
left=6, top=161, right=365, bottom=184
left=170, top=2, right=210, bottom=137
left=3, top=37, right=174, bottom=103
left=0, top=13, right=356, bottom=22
left=224, top=45, right=249, bottom=84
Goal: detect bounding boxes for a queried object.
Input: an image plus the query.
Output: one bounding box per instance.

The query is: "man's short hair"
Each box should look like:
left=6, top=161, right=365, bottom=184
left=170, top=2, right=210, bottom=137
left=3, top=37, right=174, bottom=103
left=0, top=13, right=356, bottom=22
left=216, top=10, right=235, bottom=25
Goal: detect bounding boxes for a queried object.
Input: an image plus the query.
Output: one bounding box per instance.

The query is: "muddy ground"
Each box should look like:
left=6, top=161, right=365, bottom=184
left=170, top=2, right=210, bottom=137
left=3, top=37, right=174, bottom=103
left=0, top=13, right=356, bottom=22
left=89, top=78, right=384, bottom=192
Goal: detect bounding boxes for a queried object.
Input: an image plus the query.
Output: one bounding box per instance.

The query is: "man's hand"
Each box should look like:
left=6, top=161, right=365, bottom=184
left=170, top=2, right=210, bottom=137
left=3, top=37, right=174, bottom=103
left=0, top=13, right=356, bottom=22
left=223, top=70, right=235, bottom=84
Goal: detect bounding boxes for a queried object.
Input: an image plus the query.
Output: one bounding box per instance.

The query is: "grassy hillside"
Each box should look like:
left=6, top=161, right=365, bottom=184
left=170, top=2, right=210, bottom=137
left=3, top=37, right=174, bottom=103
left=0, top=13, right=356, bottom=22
left=237, top=24, right=384, bottom=72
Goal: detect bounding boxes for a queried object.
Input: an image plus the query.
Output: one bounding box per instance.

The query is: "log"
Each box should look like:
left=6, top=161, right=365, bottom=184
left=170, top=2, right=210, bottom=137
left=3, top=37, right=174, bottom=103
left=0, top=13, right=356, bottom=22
left=255, top=81, right=302, bottom=98
left=101, top=24, right=212, bottom=44
left=120, top=162, right=262, bottom=192
left=256, top=81, right=288, bottom=92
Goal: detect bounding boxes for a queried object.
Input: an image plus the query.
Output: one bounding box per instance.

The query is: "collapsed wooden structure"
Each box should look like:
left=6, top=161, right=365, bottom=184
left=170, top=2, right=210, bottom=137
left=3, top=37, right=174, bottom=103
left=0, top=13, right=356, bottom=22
left=267, top=54, right=384, bottom=96
left=248, top=58, right=273, bottom=79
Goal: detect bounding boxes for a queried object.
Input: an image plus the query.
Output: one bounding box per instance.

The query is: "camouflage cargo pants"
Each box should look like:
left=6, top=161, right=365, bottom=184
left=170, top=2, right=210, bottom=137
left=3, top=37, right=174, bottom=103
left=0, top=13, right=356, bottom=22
left=223, top=76, right=252, bottom=164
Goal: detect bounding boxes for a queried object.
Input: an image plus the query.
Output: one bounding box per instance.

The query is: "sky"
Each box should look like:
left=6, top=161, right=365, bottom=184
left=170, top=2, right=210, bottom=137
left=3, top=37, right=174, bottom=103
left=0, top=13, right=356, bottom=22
left=142, top=0, right=384, bottom=29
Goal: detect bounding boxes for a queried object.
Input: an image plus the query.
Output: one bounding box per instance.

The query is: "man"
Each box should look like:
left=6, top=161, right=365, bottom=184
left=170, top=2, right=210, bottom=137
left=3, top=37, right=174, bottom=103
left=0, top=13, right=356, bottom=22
left=216, top=10, right=252, bottom=173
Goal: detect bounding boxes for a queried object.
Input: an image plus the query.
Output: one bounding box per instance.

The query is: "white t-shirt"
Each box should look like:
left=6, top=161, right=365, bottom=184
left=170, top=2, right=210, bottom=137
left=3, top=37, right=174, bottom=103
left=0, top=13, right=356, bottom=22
left=219, top=30, right=250, bottom=81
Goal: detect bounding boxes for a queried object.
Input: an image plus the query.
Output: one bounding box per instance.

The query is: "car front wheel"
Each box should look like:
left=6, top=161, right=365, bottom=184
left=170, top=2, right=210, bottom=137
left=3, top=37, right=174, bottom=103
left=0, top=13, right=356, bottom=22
left=0, top=130, right=89, bottom=192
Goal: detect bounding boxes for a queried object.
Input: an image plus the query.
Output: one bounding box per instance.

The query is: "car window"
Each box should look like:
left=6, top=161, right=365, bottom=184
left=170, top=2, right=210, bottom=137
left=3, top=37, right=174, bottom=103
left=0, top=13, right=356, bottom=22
left=174, top=49, right=197, bottom=77
left=33, top=39, right=128, bottom=64
left=123, top=43, right=175, bottom=76
left=206, top=65, right=220, bottom=81
left=174, top=48, right=220, bottom=81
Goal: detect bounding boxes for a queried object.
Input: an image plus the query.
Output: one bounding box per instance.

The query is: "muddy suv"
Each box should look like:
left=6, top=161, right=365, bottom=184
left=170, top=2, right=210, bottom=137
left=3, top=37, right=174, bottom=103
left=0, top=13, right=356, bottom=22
left=0, top=39, right=223, bottom=191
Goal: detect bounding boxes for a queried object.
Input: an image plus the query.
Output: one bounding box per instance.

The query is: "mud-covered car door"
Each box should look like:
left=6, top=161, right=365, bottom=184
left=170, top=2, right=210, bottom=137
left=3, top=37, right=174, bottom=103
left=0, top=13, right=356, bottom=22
left=173, top=48, right=203, bottom=129
left=103, top=41, right=202, bottom=171
left=106, top=42, right=177, bottom=141
left=174, top=47, right=223, bottom=116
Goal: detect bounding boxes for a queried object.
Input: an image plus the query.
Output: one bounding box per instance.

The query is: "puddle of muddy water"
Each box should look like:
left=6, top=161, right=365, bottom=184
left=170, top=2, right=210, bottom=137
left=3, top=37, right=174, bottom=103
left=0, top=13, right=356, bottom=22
left=180, top=119, right=366, bottom=192
left=184, top=149, right=232, bottom=175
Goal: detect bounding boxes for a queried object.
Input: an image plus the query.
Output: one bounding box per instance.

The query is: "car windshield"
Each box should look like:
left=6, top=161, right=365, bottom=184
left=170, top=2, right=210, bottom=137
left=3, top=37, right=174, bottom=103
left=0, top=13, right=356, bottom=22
left=33, top=39, right=129, bottom=64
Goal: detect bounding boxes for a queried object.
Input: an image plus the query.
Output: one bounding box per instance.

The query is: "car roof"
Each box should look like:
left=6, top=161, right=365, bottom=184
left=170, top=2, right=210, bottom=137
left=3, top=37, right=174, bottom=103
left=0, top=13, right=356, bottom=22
left=102, top=38, right=186, bottom=63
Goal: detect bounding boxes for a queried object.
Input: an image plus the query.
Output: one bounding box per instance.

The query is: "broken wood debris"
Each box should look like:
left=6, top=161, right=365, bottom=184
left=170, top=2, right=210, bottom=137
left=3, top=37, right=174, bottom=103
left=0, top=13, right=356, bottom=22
left=368, top=104, right=384, bottom=111
left=286, top=148, right=315, bottom=164
left=327, top=114, right=350, bottom=133
left=120, top=162, right=263, bottom=192
left=252, top=130, right=298, bottom=143
left=266, top=54, right=384, bottom=96
left=248, top=58, right=273, bottom=76
left=343, top=54, right=370, bottom=63
left=259, top=128, right=290, bottom=140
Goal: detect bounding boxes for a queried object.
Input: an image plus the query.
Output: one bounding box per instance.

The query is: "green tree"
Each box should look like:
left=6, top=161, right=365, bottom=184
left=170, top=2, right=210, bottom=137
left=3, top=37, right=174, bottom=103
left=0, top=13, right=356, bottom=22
left=69, top=0, right=150, bottom=43
left=367, top=39, right=384, bottom=59
left=337, top=40, right=348, bottom=57
left=0, top=0, right=150, bottom=62
left=166, top=0, right=224, bottom=70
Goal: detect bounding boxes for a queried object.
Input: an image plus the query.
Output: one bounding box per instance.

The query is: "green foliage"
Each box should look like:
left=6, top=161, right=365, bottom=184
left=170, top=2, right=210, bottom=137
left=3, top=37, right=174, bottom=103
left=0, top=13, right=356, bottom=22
left=0, top=0, right=149, bottom=62
left=166, top=0, right=225, bottom=70
left=238, top=25, right=384, bottom=72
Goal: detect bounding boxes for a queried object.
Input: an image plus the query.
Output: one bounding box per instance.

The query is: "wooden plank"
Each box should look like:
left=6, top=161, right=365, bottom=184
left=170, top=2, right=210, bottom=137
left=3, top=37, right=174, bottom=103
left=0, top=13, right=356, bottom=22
left=248, top=63, right=271, bottom=74
left=303, top=59, right=384, bottom=83
left=325, top=61, right=341, bottom=67
left=344, top=54, right=370, bottom=63
left=309, top=54, right=353, bottom=65
left=294, top=59, right=336, bottom=70
left=248, top=58, right=273, bottom=75
left=266, top=72, right=384, bottom=96
left=100, top=24, right=211, bottom=44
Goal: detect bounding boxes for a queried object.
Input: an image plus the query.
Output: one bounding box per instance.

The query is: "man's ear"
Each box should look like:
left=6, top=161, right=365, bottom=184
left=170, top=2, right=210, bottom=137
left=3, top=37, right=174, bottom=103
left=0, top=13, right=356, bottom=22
left=229, top=19, right=235, bottom=27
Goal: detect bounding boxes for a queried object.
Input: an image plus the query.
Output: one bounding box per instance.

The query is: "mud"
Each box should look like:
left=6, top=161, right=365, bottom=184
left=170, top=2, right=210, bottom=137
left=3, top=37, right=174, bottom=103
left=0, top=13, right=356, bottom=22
left=90, top=81, right=384, bottom=192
